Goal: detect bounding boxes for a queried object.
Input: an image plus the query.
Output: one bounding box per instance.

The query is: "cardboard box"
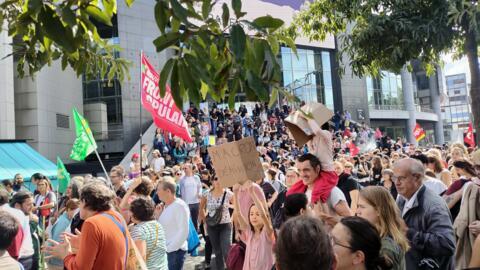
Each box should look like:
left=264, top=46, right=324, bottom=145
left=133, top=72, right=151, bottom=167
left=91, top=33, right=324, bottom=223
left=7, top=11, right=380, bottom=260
left=208, top=137, right=264, bottom=188
left=284, top=102, right=334, bottom=146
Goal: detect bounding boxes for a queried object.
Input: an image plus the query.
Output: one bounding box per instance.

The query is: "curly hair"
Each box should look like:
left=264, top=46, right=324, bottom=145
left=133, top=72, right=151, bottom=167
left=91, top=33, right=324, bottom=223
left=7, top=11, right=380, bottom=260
left=133, top=176, right=154, bottom=196
left=130, top=197, right=155, bottom=222
left=80, top=182, right=115, bottom=212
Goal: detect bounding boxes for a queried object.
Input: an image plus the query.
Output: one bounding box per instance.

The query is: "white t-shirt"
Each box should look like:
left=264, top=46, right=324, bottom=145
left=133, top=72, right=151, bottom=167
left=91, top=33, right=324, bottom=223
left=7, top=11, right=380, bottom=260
left=305, top=186, right=346, bottom=214
left=0, top=205, right=34, bottom=258
left=152, top=157, right=165, bottom=173
left=158, top=198, right=190, bottom=252
left=424, top=176, right=447, bottom=195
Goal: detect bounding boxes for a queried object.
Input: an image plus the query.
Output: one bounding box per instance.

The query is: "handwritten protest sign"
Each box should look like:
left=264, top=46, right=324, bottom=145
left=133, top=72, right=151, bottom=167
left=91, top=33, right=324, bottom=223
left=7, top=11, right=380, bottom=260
left=208, top=137, right=264, bottom=188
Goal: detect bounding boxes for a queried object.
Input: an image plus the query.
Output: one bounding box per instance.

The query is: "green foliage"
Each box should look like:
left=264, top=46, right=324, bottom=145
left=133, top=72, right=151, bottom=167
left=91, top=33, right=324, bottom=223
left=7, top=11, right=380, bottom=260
left=152, top=0, right=296, bottom=108
left=0, top=0, right=132, bottom=80
left=293, top=0, right=458, bottom=77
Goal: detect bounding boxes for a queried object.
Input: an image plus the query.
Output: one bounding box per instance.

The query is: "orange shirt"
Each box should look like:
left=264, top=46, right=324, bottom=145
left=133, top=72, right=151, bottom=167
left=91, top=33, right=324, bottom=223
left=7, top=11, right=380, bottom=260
left=64, top=210, right=127, bottom=270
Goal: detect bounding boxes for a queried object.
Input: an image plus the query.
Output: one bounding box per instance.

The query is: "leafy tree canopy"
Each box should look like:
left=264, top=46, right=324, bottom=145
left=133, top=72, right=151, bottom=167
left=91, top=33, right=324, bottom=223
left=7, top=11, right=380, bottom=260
left=0, top=0, right=297, bottom=108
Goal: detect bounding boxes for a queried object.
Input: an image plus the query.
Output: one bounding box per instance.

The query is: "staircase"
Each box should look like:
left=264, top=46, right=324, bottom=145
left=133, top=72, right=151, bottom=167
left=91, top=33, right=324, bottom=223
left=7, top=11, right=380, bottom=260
left=119, top=123, right=158, bottom=170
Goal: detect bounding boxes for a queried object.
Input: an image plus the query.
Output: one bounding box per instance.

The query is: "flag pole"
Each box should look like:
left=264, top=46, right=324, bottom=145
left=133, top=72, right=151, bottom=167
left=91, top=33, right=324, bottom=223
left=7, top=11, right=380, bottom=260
left=139, top=50, right=144, bottom=173
left=77, top=113, right=110, bottom=182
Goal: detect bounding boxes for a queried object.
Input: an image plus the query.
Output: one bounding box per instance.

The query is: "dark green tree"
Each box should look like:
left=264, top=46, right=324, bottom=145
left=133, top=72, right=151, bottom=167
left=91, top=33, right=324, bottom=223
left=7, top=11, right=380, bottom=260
left=0, top=0, right=296, bottom=108
left=293, top=0, right=479, bottom=144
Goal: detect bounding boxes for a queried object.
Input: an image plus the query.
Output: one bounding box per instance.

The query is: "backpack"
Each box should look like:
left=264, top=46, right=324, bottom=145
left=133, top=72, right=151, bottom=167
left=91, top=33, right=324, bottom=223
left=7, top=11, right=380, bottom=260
left=226, top=241, right=246, bottom=270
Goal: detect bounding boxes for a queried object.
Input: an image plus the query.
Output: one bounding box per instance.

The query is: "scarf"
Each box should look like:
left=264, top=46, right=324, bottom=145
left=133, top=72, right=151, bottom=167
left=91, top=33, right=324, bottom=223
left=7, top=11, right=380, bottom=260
left=287, top=171, right=338, bottom=204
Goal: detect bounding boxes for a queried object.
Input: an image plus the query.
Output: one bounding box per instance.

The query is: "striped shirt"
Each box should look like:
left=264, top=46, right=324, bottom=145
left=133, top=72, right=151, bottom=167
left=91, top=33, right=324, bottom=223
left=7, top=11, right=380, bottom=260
left=130, top=220, right=168, bottom=270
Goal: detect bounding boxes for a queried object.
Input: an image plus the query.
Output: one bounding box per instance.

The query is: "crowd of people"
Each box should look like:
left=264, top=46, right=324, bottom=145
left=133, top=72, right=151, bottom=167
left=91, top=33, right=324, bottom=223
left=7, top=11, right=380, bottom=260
left=0, top=102, right=480, bottom=270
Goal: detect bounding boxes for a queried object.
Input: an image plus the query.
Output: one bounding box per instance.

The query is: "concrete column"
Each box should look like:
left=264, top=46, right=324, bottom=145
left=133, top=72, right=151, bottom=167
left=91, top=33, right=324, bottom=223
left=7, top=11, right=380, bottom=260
left=430, top=67, right=445, bottom=145
left=401, top=65, right=417, bottom=144
left=0, top=27, right=15, bottom=139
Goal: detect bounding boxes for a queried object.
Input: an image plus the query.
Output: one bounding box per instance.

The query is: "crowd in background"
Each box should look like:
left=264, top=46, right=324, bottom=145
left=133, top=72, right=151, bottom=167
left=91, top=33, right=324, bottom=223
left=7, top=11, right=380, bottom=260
left=0, top=102, right=480, bottom=270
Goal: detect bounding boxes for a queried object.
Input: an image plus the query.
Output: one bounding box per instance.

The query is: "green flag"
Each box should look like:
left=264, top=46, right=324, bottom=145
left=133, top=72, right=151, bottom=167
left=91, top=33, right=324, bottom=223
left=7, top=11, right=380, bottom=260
left=70, top=108, right=97, bottom=161
left=57, top=157, right=70, bottom=193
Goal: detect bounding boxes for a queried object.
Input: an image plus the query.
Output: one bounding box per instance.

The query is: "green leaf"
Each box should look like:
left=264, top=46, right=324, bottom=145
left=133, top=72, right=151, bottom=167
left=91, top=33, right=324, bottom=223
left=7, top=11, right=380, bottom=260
left=125, top=0, right=135, bottom=7
left=171, top=17, right=181, bottom=32
left=230, top=25, right=246, bottom=61
left=232, top=0, right=243, bottom=18
left=202, top=0, right=211, bottom=20
left=155, top=1, right=168, bottom=34
left=85, top=5, right=113, bottom=26
left=61, top=6, right=77, bottom=27
left=209, top=43, right=218, bottom=58
left=281, top=36, right=297, bottom=56
left=247, top=71, right=268, bottom=100
left=267, top=35, right=279, bottom=55
left=268, top=87, right=278, bottom=108
left=39, top=6, right=76, bottom=53
left=252, top=15, right=284, bottom=32
left=170, top=61, right=183, bottom=108
left=159, top=58, right=175, bottom=97
left=228, top=79, right=239, bottom=109
left=178, top=60, right=200, bottom=104
left=171, top=0, right=188, bottom=23
left=102, top=0, right=117, bottom=17
left=200, top=81, right=209, bottom=100
left=222, top=3, right=230, bottom=28
left=153, top=32, right=182, bottom=52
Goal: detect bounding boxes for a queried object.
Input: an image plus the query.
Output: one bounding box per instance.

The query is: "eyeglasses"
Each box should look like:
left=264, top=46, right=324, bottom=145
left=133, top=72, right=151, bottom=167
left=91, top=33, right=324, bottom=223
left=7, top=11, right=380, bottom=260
left=392, top=175, right=410, bottom=182
left=329, top=234, right=353, bottom=250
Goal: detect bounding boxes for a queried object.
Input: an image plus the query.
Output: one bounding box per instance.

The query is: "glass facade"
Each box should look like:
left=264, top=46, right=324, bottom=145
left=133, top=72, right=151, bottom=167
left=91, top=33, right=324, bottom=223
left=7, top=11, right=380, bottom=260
left=280, top=47, right=335, bottom=110
left=442, top=73, right=471, bottom=141
left=366, top=71, right=404, bottom=110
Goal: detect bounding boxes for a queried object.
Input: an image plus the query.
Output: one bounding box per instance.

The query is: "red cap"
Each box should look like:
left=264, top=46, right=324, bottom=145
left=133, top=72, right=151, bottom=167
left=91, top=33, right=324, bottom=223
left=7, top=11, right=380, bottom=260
left=132, top=153, right=140, bottom=159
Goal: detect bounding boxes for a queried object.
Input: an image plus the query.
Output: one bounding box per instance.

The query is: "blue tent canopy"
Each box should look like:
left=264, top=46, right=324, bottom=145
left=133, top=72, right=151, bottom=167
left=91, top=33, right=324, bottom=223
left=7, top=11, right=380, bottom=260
left=0, top=140, right=57, bottom=190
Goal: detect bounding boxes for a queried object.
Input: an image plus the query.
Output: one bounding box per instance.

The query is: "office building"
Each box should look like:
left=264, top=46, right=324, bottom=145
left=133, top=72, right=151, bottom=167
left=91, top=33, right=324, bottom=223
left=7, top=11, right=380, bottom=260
left=442, top=73, right=472, bottom=142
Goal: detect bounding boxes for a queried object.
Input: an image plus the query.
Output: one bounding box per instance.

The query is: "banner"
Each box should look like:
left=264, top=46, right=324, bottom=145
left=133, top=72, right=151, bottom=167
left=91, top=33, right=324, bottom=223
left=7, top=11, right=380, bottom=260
left=413, top=123, right=426, bottom=142
left=208, top=137, right=264, bottom=188
left=57, top=157, right=70, bottom=194
left=70, top=108, right=97, bottom=161
left=141, top=54, right=192, bottom=142
left=465, top=123, right=476, bottom=147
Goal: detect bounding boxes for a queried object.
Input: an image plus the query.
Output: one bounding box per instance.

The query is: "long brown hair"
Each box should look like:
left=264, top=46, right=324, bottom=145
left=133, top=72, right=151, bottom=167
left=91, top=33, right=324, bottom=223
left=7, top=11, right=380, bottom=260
left=427, top=155, right=444, bottom=173
left=359, top=186, right=410, bottom=252
left=372, top=156, right=383, bottom=171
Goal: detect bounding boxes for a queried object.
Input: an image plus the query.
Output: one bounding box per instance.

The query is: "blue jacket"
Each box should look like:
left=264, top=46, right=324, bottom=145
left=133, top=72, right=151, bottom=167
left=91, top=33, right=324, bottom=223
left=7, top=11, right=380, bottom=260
left=397, top=185, right=456, bottom=270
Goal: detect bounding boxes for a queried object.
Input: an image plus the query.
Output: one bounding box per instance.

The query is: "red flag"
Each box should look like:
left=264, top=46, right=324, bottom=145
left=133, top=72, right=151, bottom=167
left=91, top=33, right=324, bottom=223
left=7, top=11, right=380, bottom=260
left=349, top=142, right=360, bottom=157
left=465, top=123, right=476, bottom=147
left=141, top=54, right=192, bottom=142
left=413, top=123, right=426, bottom=142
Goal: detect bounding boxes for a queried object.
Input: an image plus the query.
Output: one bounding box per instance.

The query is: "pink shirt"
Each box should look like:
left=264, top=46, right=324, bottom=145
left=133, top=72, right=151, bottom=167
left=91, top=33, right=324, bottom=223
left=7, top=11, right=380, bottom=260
left=241, top=228, right=275, bottom=270
left=237, top=183, right=266, bottom=219
left=307, top=124, right=334, bottom=171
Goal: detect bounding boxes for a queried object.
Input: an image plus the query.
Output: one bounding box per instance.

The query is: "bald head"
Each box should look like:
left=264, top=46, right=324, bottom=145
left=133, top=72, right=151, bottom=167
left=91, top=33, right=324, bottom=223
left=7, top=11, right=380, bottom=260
left=393, top=158, right=424, bottom=199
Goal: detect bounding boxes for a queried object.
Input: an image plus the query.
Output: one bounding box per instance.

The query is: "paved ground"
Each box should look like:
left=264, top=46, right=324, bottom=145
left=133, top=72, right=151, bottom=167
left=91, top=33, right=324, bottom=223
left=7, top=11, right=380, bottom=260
left=184, top=240, right=219, bottom=270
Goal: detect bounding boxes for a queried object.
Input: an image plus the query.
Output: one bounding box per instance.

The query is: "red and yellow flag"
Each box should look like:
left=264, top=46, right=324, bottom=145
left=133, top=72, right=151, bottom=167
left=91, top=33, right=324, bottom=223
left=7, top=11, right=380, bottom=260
left=413, top=123, right=426, bottom=142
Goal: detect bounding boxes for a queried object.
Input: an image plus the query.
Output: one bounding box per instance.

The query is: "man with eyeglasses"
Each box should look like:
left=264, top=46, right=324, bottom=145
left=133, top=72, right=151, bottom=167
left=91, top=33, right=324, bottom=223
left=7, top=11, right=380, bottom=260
left=394, top=158, right=455, bottom=270
left=109, top=166, right=126, bottom=199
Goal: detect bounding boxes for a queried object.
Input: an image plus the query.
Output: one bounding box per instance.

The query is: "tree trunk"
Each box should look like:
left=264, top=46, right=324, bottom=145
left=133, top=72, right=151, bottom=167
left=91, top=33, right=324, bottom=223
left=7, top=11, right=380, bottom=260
left=465, top=29, right=480, bottom=145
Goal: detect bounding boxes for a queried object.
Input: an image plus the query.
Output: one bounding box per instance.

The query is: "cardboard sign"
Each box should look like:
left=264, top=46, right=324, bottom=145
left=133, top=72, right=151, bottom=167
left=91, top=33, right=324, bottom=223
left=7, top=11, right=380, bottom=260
left=208, top=137, right=264, bottom=188
left=284, top=102, right=334, bottom=146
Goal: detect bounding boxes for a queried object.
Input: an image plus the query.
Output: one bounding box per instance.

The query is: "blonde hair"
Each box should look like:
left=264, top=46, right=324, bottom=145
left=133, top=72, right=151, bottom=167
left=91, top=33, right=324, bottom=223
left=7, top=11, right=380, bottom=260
left=451, top=143, right=468, bottom=155
left=426, top=148, right=442, bottom=161
left=359, top=186, right=410, bottom=252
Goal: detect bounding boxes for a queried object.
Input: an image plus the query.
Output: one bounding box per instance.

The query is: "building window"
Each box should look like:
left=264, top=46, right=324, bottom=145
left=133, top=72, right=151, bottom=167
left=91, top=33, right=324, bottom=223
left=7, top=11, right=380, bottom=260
left=56, top=114, right=70, bottom=129
left=367, top=71, right=403, bottom=109
left=416, top=74, right=430, bottom=90
left=281, top=47, right=335, bottom=110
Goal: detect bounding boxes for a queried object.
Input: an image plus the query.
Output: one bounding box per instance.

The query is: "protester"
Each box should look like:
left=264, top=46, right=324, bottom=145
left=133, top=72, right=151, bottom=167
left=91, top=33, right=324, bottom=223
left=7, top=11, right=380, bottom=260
left=444, top=159, right=477, bottom=220
left=331, top=216, right=391, bottom=270
left=0, top=211, right=24, bottom=270
left=356, top=186, right=409, bottom=270
left=289, top=154, right=351, bottom=222
left=3, top=190, right=35, bottom=270
left=45, top=182, right=130, bottom=269
left=200, top=176, right=233, bottom=270
left=13, top=173, right=28, bottom=193
left=178, top=163, right=202, bottom=230
left=110, top=165, right=127, bottom=198
left=155, top=180, right=190, bottom=270
left=427, top=155, right=452, bottom=187
left=275, top=215, right=334, bottom=270
left=152, top=149, right=166, bottom=173
left=129, top=197, right=168, bottom=270
left=379, top=169, right=398, bottom=199
left=233, top=185, right=275, bottom=270
left=334, top=161, right=360, bottom=212
left=47, top=199, right=80, bottom=270
left=119, top=176, right=154, bottom=222
left=394, top=158, right=455, bottom=270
